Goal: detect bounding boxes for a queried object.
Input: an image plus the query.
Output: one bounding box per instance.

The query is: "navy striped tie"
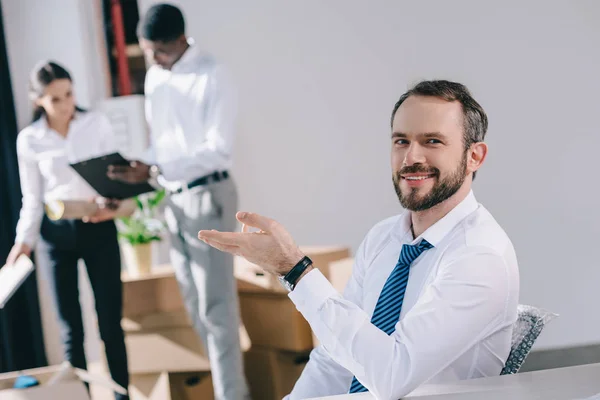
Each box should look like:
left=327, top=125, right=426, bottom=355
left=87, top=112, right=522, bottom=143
left=349, top=239, right=434, bottom=394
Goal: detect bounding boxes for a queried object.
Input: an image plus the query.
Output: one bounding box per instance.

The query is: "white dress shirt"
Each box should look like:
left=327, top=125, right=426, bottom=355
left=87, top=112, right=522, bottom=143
left=142, top=38, right=237, bottom=186
left=287, top=191, right=520, bottom=400
left=14, top=112, right=118, bottom=247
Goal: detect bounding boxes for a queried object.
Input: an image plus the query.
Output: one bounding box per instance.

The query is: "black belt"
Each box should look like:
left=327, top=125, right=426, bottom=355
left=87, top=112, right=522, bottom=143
left=169, top=171, right=229, bottom=194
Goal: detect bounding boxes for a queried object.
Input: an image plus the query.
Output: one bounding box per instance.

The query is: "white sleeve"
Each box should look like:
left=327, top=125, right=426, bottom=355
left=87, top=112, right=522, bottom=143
left=14, top=135, right=44, bottom=247
left=96, top=113, right=119, bottom=154
left=285, top=239, right=369, bottom=399
left=288, top=248, right=512, bottom=400
left=284, top=345, right=353, bottom=400
left=140, top=68, right=156, bottom=166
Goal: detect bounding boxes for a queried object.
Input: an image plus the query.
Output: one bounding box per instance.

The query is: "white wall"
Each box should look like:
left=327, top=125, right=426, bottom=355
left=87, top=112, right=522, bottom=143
left=3, top=0, right=599, bottom=362
left=138, top=0, right=600, bottom=350
left=4, top=0, right=109, bottom=129
left=3, top=0, right=111, bottom=365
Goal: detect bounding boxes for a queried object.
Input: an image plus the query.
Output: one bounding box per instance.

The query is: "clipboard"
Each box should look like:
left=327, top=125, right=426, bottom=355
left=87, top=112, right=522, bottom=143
left=69, top=152, right=155, bottom=200
left=0, top=254, right=35, bottom=308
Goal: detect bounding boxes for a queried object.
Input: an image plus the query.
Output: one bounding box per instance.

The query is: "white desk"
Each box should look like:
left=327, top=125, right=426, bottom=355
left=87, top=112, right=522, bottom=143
left=308, top=363, right=600, bottom=399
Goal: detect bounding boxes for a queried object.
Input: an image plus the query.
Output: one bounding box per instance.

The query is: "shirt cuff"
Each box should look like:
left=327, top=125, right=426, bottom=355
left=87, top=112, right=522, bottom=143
left=15, top=231, right=37, bottom=249
left=155, top=174, right=185, bottom=193
left=289, top=269, right=339, bottom=314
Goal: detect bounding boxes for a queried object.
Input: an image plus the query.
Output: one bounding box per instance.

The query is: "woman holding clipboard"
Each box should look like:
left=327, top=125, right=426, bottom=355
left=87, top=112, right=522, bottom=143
left=5, top=61, right=130, bottom=399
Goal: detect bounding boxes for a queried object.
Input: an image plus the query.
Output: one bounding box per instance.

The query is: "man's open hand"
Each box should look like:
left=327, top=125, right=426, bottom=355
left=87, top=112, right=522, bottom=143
left=198, top=212, right=305, bottom=276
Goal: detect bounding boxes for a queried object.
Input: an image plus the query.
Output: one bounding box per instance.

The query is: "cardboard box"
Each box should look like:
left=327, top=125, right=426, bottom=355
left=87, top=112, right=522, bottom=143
left=121, top=255, right=353, bottom=312
left=327, top=257, right=355, bottom=293
left=235, top=246, right=350, bottom=294
left=239, top=256, right=355, bottom=351
left=122, top=266, right=184, bottom=317
left=239, top=292, right=313, bottom=351
left=89, top=362, right=213, bottom=400
left=130, top=371, right=214, bottom=400
left=122, top=310, right=192, bottom=332
left=123, top=307, right=251, bottom=344
left=0, top=363, right=125, bottom=400
left=244, top=347, right=310, bottom=400
left=125, top=323, right=252, bottom=374
left=125, top=327, right=210, bottom=374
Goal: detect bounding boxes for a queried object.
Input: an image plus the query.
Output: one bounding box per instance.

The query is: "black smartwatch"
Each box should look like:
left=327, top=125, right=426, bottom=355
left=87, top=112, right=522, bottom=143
left=278, top=256, right=313, bottom=292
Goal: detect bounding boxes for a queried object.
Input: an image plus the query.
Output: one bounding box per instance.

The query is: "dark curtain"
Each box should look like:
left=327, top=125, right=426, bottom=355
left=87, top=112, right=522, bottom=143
left=0, top=0, right=47, bottom=372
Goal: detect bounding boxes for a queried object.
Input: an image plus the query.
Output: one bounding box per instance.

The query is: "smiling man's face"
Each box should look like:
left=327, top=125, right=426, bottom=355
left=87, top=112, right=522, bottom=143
left=391, top=95, right=469, bottom=211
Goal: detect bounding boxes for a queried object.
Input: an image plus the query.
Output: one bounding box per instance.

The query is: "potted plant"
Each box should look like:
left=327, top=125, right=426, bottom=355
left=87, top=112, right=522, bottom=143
left=117, top=189, right=166, bottom=277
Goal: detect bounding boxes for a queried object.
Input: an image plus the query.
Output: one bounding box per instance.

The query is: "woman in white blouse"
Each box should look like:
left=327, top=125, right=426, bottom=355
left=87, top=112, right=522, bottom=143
left=5, top=61, right=129, bottom=400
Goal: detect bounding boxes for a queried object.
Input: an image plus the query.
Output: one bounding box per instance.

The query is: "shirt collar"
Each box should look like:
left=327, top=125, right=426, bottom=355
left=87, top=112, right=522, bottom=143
left=171, top=37, right=200, bottom=72
left=39, top=111, right=82, bottom=136
left=394, top=190, right=479, bottom=246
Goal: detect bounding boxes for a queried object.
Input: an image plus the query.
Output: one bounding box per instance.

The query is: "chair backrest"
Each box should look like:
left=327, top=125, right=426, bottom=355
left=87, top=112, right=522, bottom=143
left=500, top=304, right=558, bottom=375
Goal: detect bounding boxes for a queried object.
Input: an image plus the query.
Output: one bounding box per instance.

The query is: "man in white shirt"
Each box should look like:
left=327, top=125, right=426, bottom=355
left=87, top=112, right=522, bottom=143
left=107, top=4, right=249, bottom=400
left=199, top=80, right=520, bottom=400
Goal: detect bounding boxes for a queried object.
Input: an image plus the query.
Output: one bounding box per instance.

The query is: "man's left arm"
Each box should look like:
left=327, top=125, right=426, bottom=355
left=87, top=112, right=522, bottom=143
left=157, top=64, right=237, bottom=182
left=198, top=214, right=516, bottom=400
left=289, top=248, right=514, bottom=400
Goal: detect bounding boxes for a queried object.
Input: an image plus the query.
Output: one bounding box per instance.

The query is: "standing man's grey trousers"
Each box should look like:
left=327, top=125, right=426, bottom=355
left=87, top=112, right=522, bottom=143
left=164, top=177, right=249, bottom=400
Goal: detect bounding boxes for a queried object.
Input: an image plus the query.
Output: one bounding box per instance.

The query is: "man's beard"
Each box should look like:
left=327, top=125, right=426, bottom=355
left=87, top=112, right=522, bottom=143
left=393, top=153, right=468, bottom=212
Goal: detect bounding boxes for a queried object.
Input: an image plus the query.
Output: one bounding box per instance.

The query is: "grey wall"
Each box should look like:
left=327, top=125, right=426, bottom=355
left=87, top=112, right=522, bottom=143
left=138, top=0, right=600, bottom=350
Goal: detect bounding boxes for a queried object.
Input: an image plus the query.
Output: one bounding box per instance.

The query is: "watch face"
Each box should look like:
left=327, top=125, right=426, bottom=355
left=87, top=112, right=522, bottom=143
left=278, top=276, right=293, bottom=292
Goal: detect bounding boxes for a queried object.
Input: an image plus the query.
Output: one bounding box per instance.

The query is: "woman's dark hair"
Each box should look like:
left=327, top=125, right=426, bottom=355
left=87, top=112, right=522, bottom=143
left=29, top=60, right=85, bottom=122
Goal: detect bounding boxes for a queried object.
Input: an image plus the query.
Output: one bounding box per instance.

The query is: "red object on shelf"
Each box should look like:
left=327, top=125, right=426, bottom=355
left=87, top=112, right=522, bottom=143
left=110, top=0, right=131, bottom=96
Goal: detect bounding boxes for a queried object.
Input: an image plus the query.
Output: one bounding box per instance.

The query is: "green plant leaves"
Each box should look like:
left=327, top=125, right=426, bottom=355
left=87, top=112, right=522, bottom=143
left=117, top=189, right=167, bottom=246
left=148, top=189, right=166, bottom=209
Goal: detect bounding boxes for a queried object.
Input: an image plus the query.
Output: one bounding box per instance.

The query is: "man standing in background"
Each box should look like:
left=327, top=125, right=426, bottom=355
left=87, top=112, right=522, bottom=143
left=107, top=3, right=249, bottom=399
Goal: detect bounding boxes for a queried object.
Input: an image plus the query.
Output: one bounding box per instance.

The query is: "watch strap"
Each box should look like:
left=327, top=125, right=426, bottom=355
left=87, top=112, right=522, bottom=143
left=283, top=256, right=313, bottom=289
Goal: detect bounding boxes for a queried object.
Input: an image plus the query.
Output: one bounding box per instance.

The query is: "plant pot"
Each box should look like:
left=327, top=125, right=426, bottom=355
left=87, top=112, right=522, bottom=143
left=121, top=242, right=152, bottom=277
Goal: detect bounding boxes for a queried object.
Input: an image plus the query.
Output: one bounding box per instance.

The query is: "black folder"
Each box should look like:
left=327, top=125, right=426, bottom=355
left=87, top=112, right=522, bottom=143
left=69, top=152, right=155, bottom=200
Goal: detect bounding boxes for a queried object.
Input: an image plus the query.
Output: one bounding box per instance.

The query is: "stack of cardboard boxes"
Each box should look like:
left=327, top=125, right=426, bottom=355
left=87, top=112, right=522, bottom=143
left=235, top=247, right=354, bottom=400
left=120, top=268, right=214, bottom=400
left=111, top=248, right=355, bottom=400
